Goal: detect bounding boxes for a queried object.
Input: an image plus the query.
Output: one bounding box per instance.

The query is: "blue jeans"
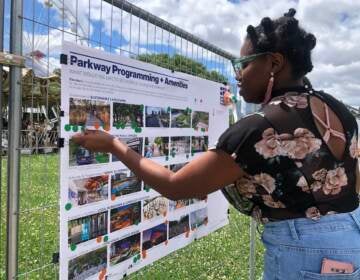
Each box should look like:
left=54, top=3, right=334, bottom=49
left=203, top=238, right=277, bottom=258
left=261, top=206, right=360, bottom=279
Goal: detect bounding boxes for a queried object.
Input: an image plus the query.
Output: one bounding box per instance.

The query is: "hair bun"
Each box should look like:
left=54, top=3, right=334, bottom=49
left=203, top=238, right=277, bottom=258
left=260, top=17, right=273, bottom=33
left=284, top=8, right=296, bottom=17
left=246, top=25, right=258, bottom=41
left=305, top=33, right=316, bottom=50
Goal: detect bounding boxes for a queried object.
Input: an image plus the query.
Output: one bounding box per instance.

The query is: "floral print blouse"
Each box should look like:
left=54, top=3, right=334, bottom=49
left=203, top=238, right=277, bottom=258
left=215, top=87, right=359, bottom=224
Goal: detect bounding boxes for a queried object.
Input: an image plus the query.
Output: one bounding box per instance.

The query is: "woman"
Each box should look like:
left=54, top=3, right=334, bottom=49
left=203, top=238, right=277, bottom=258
left=73, top=9, right=360, bottom=279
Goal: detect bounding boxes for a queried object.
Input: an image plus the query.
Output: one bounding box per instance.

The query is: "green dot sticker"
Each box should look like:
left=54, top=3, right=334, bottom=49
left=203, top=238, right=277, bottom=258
left=188, top=109, right=192, bottom=113
left=165, top=156, right=169, bottom=161
left=103, top=235, right=109, bottom=242
left=201, top=128, right=205, bottom=132
left=140, top=104, right=144, bottom=110
left=135, top=220, right=140, bottom=226
left=136, top=254, right=140, bottom=261
left=134, top=127, right=142, bottom=133
left=145, top=187, right=150, bottom=192
left=72, top=125, right=78, bottom=132
left=133, top=256, right=138, bottom=263
left=64, top=124, right=71, bottom=131
left=171, top=153, right=175, bottom=158
left=65, top=203, right=72, bottom=211
left=191, top=153, right=195, bottom=157
left=167, top=107, right=171, bottom=112
left=120, top=123, right=126, bottom=129
left=115, top=123, right=121, bottom=129
left=70, top=244, right=77, bottom=251
left=80, top=126, right=85, bottom=132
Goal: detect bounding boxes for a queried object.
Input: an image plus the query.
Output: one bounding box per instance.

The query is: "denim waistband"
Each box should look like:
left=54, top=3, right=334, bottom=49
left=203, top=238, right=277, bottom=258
left=263, top=206, right=360, bottom=239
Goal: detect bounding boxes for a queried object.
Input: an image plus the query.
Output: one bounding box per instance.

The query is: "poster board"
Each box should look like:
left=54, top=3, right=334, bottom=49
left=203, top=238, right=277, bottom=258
left=60, top=41, right=229, bottom=280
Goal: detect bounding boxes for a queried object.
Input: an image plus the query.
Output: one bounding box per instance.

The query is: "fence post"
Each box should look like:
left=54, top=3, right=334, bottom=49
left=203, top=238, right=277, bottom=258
left=249, top=218, right=257, bottom=280
left=6, top=0, right=23, bottom=279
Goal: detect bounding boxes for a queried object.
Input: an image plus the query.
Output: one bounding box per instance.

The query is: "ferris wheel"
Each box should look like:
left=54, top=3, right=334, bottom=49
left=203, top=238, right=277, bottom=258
left=23, top=0, right=88, bottom=77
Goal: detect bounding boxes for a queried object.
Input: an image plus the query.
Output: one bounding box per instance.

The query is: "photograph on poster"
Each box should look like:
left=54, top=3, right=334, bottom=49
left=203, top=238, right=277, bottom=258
left=112, top=137, right=143, bottom=161
left=192, top=111, right=209, bottom=130
left=69, top=140, right=109, bottom=166
left=169, top=215, right=190, bottom=239
left=68, top=246, right=107, bottom=280
left=110, top=233, right=141, bottom=266
left=69, top=98, right=110, bottom=128
left=190, top=208, right=208, bottom=230
left=110, top=202, right=141, bottom=232
left=145, top=106, right=170, bottom=127
left=170, top=136, right=190, bottom=156
left=143, top=196, right=168, bottom=220
left=169, top=163, right=188, bottom=173
left=144, top=137, right=169, bottom=158
left=171, top=108, right=191, bottom=128
left=113, top=103, right=143, bottom=128
left=111, top=171, right=142, bottom=198
left=142, top=223, right=167, bottom=251
left=69, top=175, right=109, bottom=207
left=169, top=199, right=190, bottom=211
left=68, top=212, right=108, bottom=246
left=191, top=136, right=208, bottom=153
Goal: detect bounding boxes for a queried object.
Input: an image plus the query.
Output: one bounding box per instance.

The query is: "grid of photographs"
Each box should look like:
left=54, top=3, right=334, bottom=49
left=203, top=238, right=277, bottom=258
left=66, top=100, right=212, bottom=277
left=69, top=175, right=109, bottom=207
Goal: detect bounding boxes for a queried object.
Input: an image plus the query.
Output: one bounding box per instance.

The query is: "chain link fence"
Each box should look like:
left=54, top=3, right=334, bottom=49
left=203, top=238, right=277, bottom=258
left=0, top=0, right=263, bottom=279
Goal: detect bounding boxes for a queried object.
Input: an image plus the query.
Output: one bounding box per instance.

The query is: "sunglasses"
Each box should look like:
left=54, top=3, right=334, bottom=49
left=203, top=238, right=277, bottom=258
left=231, top=52, right=272, bottom=74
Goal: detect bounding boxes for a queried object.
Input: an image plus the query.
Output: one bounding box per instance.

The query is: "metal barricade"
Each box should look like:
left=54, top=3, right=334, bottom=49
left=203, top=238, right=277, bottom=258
left=1, top=1, right=262, bottom=279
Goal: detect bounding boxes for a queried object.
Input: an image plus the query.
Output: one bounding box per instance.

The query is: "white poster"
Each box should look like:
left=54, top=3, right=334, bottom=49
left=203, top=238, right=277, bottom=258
left=60, top=41, right=229, bottom=280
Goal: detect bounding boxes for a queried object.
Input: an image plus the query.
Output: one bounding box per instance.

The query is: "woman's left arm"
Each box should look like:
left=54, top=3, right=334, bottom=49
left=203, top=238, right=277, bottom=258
left=72, top=130, right=243, bottom=200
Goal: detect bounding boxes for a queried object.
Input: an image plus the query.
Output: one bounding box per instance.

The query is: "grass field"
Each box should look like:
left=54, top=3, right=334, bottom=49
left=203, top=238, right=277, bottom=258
left=0, top=154, right=265, bottom=280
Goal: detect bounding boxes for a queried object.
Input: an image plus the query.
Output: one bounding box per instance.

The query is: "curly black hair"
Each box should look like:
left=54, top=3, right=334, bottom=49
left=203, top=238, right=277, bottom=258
left=246, top=8, right=316, bottom=79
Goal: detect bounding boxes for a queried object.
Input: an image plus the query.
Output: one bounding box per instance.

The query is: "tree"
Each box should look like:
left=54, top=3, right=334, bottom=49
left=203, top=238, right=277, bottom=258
left=137, top=53, right=228, bottom=84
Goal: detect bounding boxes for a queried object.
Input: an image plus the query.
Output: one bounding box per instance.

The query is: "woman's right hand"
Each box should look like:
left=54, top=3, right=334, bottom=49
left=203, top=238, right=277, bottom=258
left=71, top=129, right=116, bottom=153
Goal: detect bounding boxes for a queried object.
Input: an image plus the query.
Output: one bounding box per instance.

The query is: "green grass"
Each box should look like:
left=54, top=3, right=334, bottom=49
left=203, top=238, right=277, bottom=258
left=0, top=154, right=265, bottom=280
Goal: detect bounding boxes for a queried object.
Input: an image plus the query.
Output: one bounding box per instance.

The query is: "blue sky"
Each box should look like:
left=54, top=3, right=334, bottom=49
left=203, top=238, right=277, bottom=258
left=3, top=0, right=360, bottom=105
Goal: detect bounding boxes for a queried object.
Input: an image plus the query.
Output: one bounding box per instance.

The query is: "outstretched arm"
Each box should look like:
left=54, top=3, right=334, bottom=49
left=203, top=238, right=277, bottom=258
left=72, top=130, right=243, bottom=200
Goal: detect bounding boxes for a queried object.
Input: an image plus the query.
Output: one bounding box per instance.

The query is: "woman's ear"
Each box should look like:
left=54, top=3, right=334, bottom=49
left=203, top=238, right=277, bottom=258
left=270, top=52, right=285, bottom=74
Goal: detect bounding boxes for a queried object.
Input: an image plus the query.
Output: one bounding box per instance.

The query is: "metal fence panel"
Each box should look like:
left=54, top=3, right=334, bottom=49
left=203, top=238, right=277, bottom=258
left=1, top=1, right=262, bottom=279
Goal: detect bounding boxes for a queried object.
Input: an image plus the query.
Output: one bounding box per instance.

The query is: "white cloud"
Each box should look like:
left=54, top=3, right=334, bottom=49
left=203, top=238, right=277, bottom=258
left=32, top=0, right=360, bottom=106
left=127, top=0, right=360, bottom=107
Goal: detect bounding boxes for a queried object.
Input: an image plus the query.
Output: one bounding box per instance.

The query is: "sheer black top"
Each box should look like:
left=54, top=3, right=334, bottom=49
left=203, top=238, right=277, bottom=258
left=215, top=87, right=359, bottom=223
